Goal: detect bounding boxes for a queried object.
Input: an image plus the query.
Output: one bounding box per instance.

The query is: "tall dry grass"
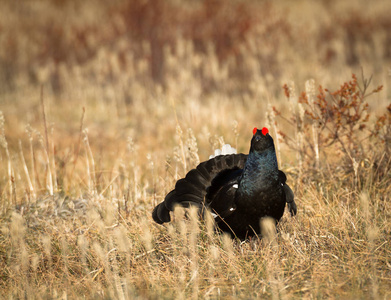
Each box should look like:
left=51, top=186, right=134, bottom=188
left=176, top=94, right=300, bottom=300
left=1, top=0, right=391, bottom=298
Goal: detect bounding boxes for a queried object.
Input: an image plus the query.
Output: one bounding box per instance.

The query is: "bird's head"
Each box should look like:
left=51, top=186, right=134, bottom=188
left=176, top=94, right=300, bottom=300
left=250, top=127, right=274, bottom=153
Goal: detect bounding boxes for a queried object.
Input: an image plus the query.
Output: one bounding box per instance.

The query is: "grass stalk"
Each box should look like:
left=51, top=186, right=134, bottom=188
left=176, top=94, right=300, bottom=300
left=83, top=129, right=97, bottom=195
left=18, top=140, right=35, bottom=200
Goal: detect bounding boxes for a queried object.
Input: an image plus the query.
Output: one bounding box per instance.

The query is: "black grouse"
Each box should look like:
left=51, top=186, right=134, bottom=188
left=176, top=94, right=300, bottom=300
left=152, top=127, right=297, bottom=239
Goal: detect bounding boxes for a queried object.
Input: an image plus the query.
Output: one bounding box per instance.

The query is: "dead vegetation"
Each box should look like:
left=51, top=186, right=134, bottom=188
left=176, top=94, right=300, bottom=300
left=0, top=0, right=390, bottom=298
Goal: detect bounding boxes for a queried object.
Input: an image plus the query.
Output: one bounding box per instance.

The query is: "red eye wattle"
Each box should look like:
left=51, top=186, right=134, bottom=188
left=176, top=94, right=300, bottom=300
left=253, top=127, right=258, bottom=135
left=262, top=127, right=269, bottom=135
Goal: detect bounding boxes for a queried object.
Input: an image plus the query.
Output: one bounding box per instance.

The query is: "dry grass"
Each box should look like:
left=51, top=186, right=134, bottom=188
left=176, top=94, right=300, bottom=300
left=1, top=0, right=391, bottom=298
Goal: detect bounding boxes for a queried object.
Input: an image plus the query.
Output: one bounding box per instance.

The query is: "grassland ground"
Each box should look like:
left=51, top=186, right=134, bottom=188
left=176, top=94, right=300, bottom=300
left=0, top=0, right=391, bottom=298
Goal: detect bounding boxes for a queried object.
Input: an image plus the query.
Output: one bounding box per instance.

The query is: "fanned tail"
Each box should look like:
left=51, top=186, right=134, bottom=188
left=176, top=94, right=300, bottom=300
left=152, top=154, right=247, bottom=224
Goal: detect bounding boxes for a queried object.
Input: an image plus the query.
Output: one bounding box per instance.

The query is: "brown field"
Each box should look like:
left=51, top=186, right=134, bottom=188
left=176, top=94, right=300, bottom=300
left=0, top=0, right=390, bottom=298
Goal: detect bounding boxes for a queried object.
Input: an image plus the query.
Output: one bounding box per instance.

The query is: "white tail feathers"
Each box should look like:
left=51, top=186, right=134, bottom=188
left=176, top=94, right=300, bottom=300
left=209, top=144, right=237, bottom=159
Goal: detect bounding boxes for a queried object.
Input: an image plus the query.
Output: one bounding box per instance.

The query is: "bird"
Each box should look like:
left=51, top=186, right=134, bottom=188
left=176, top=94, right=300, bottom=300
left=152, top=127, right=297, bottom=239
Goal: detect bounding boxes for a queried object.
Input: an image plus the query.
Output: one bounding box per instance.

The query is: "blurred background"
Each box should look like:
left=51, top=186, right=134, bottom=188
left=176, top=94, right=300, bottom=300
left=0, top=0, right=390, bottom=172
left=1, top=0, right=390, bottom=96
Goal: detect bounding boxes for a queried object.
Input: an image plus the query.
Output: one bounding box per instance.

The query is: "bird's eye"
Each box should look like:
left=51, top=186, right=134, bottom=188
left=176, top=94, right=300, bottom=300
left=255, top=135, right=261, bottom=142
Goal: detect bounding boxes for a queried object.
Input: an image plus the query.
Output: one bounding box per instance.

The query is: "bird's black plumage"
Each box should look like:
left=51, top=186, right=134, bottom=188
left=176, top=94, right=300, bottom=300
left=152, top=127, right=297, bottom=239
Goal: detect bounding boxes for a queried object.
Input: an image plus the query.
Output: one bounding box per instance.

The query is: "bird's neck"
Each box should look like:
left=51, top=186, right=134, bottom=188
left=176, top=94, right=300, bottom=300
left=238, top=148, right=279, bottom=196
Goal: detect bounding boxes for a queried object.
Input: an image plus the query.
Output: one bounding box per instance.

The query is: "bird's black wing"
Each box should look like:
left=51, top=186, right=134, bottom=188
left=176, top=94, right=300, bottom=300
left=152, top=154, right=247, bottom=224
left=205, top=168, right=243, bottom=222
left=278, top=170, right=297, bottom=216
